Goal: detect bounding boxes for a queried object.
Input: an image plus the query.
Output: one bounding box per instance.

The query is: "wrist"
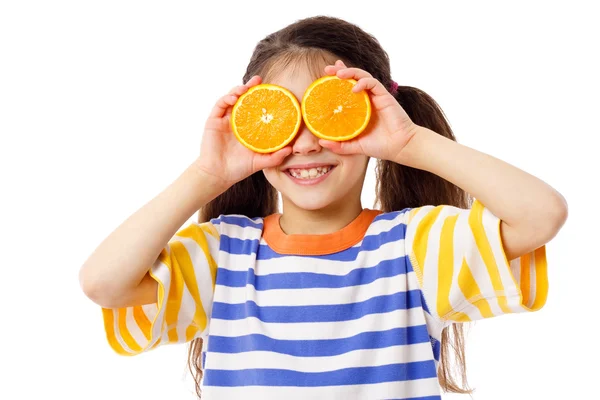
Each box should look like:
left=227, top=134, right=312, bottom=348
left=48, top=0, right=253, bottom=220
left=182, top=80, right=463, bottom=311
left=393, top=126, right=445, bottom=171
left=185, top=161, right=231, bottom=207
left=192, top=161, right=231, bottom=191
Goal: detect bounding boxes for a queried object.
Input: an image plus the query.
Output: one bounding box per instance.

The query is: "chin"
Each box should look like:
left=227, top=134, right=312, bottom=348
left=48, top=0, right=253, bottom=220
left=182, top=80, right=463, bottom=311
left=284, top=192, right=339, bottom=211
left=265, top=171, right=342, bottom=212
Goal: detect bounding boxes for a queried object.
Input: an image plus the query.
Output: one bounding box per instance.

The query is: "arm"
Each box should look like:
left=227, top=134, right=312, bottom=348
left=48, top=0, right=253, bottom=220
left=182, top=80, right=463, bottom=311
left=396, top=127, right=568, bottom=260
left=321, top=61, right=568, bottom=261
left=79, top=75, right=291, bottom=310
left=78, top=165, right=227, bottom=309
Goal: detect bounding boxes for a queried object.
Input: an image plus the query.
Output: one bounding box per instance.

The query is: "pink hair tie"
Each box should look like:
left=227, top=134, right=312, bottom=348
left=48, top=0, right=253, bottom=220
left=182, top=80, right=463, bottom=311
left=389, top=80, right=399, bottom=95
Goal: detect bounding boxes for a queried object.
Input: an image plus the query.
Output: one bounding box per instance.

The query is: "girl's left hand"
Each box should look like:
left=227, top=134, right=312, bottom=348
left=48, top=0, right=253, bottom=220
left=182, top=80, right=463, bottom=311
left=320, top=60, right=418, bottom=162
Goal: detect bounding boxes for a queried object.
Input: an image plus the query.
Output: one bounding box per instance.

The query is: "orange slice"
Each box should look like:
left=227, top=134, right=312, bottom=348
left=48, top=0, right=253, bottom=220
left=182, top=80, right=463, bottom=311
left=301, top=76, right=371, bottom=141
left=231, top=84, right=302, bottom=153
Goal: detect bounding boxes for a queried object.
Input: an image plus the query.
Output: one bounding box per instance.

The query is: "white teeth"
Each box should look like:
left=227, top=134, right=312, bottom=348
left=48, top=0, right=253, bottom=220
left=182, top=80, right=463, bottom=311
left=288, top=166, right=333, bottom=180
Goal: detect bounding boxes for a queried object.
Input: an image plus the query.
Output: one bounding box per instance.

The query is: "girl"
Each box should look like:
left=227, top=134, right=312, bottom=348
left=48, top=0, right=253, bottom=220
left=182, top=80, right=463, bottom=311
left=79, top=16, right=567, bottom=400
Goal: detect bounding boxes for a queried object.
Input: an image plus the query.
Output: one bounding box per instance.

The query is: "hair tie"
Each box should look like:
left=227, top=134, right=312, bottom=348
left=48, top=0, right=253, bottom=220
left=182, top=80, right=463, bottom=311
left=389, top=80, right=399, bottom=95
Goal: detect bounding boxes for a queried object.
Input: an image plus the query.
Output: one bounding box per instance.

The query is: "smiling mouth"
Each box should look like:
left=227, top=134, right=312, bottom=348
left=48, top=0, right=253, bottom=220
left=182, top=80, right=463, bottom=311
left=282, top=164, right=336, bottom=185
left=286, top=165, right=333, bottom=179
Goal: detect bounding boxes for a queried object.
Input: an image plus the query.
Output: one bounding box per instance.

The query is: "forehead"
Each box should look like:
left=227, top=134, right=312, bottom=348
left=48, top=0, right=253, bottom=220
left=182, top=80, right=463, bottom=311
left=265, top=52, right=339, bottom=100
left=269, top=68, right=319, bottom=100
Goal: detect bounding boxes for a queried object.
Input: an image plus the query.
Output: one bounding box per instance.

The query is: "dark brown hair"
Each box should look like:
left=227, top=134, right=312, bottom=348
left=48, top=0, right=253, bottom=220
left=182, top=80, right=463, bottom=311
left=189, top=15, right=473, bottom=397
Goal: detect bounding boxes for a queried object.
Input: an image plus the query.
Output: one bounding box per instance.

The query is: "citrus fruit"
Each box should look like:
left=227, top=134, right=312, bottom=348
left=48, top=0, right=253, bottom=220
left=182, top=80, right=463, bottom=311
left=301, top=76, right=371, bottom=141
left=231, top=84, right=302, bottom=153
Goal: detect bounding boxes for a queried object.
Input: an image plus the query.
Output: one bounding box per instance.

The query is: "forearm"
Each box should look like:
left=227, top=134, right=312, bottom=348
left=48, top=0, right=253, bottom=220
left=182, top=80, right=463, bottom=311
left=397, top=127, right=567, bottom=237
left=79, top=162, right=227, bottom=302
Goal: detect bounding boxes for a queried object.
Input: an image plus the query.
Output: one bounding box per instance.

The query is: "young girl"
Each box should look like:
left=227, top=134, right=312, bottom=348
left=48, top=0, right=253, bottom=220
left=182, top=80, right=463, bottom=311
left=80, top=16, right=567, bottom=400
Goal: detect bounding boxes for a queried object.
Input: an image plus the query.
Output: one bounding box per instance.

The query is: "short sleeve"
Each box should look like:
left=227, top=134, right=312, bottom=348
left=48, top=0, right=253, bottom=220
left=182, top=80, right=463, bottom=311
left=101, top=220, right=221, bottom=356
left=404, top=199, right=548, bottom=324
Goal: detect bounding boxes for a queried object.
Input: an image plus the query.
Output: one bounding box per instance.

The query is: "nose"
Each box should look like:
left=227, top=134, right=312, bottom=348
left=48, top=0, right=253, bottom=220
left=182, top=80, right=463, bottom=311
left=291, top=124, right=322, bottom=155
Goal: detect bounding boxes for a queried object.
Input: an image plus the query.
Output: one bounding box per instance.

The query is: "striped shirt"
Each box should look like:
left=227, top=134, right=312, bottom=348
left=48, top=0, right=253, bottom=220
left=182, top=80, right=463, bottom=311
left=101, top=199, right=547, bottom=399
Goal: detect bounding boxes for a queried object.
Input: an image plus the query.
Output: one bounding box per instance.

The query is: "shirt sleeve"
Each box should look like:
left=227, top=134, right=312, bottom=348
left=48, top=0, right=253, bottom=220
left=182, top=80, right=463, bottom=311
left=404, top=199, right=548, bottom=324
left=101, top=220, right=221, bottom=356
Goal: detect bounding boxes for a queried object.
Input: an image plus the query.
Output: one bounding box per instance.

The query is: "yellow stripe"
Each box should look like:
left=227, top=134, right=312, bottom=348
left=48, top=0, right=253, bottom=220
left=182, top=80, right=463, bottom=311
left=146, top=267, right=166, bottom=349
left=407, top=208, right=420, bottom=224
left=161, top=224, right=219, bottom=343
left=157, top=246, right=184, bottom=344
left=133, top=306, right=151, bottom=341
left=180, top=225, right=219, bottom=335
left=170, top=237, right=207, bottom=342
left=200, top=223, right=220, bottom=284
left=437, top=215, right=471, bottom=321
left=185, top=325, right=202, bottom=342
left=200, top=223, right=220, bottom=240
left=117, top=308, right=142, bottom=353
left=458, top=258, right=494, bottom=319
left=469, top=201, right=512, bottom=315
left=451, top=311, right=472, bottom=322
left=193, top=226, right=219, bottom=289
left=412, top=206, right=443, bottom=284
left=151, top=337, right=162, bottom=350
left=101, top=308, right=131, bottom=356
left=531, top=246, right=548, bottom=310
left=142, top=224, right=219, bottom=348
left=520, top=252, right=531, bottom=308
left=149, top=263, right=166, bottom=307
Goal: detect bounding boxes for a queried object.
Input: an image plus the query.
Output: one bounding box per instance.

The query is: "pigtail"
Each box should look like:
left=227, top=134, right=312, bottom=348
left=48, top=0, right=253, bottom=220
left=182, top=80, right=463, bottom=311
left=376, top=85, right=471, bottom=211
left=188, top=172, right=278, bottom=397
left=376, top=85, right=473, bottom=393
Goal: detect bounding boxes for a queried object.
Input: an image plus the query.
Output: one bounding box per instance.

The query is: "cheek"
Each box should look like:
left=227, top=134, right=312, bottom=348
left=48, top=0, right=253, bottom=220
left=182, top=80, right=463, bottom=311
left=341, top=155, right=369, bottom=180
left=262, top=167, right=281, bottom=188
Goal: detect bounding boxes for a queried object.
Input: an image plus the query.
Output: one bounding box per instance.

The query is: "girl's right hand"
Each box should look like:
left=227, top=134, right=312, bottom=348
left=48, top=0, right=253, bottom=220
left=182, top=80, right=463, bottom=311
left=194, top=75, right=292, bottom=189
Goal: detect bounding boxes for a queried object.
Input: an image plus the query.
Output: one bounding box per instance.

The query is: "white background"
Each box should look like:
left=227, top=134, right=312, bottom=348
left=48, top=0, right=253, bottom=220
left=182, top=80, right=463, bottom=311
left=1, top=1, right=597, bottom=399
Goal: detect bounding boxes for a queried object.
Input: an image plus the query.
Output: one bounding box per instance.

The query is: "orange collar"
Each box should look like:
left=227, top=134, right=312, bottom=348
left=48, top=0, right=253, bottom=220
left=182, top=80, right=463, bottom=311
left=262, top=209, right=382, bottom=256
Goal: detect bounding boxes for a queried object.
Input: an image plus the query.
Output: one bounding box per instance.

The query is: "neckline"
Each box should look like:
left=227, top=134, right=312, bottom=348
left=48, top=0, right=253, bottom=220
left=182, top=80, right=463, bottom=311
left=262, top=209, right=382, bottom=255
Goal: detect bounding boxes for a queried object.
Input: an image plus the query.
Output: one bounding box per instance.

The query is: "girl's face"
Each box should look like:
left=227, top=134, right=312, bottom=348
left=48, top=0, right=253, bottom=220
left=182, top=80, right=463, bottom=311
left=263, top=65, right=369, bottom=212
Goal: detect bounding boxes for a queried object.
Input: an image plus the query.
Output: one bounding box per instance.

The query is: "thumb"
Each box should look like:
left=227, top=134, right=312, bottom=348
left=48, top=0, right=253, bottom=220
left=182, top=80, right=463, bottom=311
left=254, top=146, right=292, bottom=171
left=319, top=139, right=363, bottom=155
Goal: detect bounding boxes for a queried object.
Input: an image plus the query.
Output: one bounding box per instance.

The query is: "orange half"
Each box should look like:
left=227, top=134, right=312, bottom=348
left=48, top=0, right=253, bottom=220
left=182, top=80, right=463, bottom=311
left=301, top=76, right=371, bottom=141
left=231, top=84, right=302, bottom=153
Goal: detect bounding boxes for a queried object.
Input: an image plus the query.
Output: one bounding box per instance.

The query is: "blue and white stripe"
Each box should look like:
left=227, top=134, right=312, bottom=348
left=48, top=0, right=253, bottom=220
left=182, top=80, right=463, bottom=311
left=200, top=210, right=443, bottom=398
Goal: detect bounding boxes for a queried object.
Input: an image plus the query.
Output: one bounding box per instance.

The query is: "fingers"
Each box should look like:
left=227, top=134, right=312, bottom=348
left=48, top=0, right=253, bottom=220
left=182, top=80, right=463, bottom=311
left=228, top=85, right=248, bottom=97
left=248, top=75, right=262, bottom=87
left=227, top=75, right=262, bottom=96
left=210, top=76, right=263, bottom=119
left=254, top=146, right=293, bottom=170
left=326, top=61, right=389, bottom=97
left=324, top=59, right=347, bottom=76
left=209, top=93, right=240, bottom=119
left=351, top=77, right=389, bottom=97
left=336, top=66, right=373, bottom=81
left=232, top=75, right=262, bottom=95
left=337, top=68, right=387, bottom=96
left=318, top=139, right=363, bottom=155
